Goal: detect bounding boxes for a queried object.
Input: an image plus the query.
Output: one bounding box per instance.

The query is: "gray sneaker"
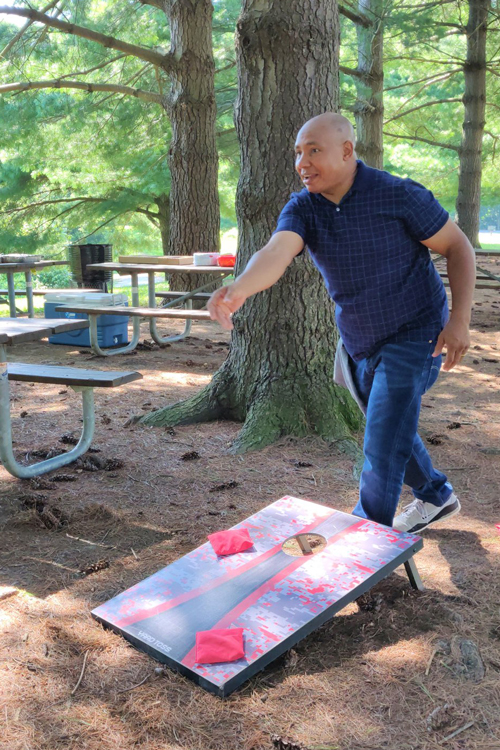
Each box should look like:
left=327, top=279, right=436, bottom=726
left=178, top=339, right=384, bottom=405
left=393, top=493, right=461, bottom=533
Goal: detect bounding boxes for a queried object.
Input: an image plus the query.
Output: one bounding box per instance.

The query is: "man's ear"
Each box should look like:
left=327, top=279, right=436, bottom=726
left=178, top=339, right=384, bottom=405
left=343, top=141, right=354, bottom=159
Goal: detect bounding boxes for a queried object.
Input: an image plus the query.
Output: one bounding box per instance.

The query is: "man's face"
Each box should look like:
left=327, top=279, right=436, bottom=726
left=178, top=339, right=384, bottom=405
left=294, top=126, right=351, bottom=194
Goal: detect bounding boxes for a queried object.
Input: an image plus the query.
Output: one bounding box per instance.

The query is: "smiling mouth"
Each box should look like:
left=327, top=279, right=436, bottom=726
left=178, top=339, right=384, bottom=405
left=302, top=174, right=318, bottom=184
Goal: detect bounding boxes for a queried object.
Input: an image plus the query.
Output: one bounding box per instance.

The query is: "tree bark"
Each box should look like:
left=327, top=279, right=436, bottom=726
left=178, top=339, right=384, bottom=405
left=165, top=0, right=221, bottom=294
left=139, top=0, right=363, bottom=452
left=156, top=193, right=170, bottom=255
left=455, top=0, right=490, bottom=247
left=353, top=0, right=384, bottom=168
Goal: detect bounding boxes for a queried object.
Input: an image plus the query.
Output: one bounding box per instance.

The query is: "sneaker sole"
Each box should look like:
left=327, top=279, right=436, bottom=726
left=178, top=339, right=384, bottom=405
left=407, top=499, right=461, bottom=533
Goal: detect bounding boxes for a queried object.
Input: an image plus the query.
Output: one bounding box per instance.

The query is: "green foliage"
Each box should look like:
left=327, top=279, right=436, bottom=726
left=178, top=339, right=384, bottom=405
left=34, top=266, right=73, bottom=289
left=0, top=0, right=240, bottom=257
left=340, top=0, right=499, bottom=215
left=1, top=0, right=498, bottom=249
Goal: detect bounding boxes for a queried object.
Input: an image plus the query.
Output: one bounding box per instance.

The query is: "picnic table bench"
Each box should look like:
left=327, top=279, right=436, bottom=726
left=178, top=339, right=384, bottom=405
left=76, top=261, right=232, bottom=354
left=433, top=252, right=500, bottom=291
left=0, top=318, right=142, bottom=479
left=55, top=303, right=212, bottom=356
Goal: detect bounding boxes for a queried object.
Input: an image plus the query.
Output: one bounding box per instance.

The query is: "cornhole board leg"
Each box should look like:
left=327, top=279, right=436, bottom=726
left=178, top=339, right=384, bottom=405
left=92, top=496, right=424, bottom=698
left=404, top=557, right=425, bottom=591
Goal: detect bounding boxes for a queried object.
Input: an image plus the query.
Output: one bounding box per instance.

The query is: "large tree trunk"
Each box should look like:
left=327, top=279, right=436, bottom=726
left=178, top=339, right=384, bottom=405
left=139, top=0, right=362, bottom=452
left=353, top=0, right=384, bottom=168
left=156, top=193, right=170, bottom=255
left=455, top=0, right=489, bottom=247
left=164, top=0, right=221, bottom=293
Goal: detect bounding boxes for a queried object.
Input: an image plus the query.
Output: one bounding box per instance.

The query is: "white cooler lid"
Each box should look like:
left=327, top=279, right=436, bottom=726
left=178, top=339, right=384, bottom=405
left=44, top=292, right=128, bottom=306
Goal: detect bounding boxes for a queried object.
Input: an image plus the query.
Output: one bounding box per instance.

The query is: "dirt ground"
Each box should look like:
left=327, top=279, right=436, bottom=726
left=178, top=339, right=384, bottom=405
left=1, top=259, right=499, bottom=750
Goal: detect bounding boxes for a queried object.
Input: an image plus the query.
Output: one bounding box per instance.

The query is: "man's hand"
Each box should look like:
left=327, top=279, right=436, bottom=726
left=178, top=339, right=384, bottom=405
left=206, top=284, right=248, bottom=330
left=433, top=317, right=471, bottom=371
left=206, top=232, right=304, bottom=329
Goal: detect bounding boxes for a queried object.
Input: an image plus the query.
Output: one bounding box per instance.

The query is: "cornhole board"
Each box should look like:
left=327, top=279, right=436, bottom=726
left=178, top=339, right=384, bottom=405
left=92, top=496, right=423, bottom=697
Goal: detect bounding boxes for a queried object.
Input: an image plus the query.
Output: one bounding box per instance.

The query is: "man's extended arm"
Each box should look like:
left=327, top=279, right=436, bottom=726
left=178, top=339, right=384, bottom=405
left=422, top=218, right=476, bottom=371
left=207, top=231, right=304, bottom=330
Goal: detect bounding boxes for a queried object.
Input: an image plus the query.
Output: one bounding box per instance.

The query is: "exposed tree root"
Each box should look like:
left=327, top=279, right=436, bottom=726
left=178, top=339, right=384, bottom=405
left=130, top=371, right=363, bottom=457
left=131, top=382, right=224, bottom=428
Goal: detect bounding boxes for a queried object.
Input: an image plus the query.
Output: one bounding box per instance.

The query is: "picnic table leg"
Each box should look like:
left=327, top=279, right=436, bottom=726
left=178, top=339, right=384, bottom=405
left=148, top=272, right=190, bottom=344
left=87, top=271, right=140, bottom=356
left=0, top=363, right=96, bottom=478
left=147, top=273, right=227, bottom=344
left=7, top=272, right=17, bottom=317
left=25, top=270, right=35, bottom=318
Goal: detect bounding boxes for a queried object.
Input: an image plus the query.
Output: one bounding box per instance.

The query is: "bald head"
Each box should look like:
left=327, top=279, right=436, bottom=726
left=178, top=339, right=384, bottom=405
left=294, top=113, right=358, bottom=201
left=297, top=113, right=356, bottom=149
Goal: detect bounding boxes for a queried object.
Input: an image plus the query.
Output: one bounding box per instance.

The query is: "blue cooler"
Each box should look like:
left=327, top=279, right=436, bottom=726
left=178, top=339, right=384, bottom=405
left=44, top=291, right=129, bottom=347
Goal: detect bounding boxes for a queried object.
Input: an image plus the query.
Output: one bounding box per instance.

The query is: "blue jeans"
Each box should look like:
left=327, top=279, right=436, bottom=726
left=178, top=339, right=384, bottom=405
left=350, top=339, right=453, bottom=527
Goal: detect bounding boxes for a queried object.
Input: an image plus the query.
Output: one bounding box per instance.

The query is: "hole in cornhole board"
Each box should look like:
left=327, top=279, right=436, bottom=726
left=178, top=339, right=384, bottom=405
left=281, top=533, right=327, bottom=557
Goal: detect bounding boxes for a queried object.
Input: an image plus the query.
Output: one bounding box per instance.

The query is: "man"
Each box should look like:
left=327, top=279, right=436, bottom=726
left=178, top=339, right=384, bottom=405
left=207, top=113, right=475, bottom=533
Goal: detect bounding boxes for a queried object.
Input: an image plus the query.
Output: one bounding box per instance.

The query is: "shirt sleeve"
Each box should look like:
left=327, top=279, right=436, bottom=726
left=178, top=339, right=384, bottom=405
left=273, top=193, right=308, bottom=242
left=402, top=180, right=449, bottom=241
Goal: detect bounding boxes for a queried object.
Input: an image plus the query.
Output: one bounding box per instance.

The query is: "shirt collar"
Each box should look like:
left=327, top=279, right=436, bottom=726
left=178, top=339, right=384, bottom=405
left=350, top=159, right=377, bottom=193
left=311, top=159, right=376, bottom=206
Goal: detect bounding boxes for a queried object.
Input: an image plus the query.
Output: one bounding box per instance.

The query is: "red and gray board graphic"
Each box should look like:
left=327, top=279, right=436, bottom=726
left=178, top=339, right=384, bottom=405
left=92, top=496, right=422, bottom=696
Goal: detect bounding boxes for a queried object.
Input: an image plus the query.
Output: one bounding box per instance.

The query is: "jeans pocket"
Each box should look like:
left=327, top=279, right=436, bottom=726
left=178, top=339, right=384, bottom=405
left=423, top=352, right=442, bottom=394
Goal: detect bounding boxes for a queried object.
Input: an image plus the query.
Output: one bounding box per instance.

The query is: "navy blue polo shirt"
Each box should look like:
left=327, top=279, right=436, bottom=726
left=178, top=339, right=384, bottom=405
left=274, top=160, right=450, bottom=360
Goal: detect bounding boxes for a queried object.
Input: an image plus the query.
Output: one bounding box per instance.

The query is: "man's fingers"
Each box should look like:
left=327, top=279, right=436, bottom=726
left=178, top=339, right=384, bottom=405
left=207, top=284, right=246, bottom=329
left=432, top=334, right=445, bottom=358
left=210, top=300, right=234, bottom=330
left=442, top=348, right=457, bottom=371
left=442, top=346, right=468, bottom=372
left=207, top=288, right=228, bottom=320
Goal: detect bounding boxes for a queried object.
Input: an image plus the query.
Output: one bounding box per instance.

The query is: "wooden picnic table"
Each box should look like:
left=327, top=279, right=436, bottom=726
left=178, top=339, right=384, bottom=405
left=85, top=261, right=232, bottom=349
left=0, top=260, right=69, bottom=318
left=0, top=316, right=88, bottom=347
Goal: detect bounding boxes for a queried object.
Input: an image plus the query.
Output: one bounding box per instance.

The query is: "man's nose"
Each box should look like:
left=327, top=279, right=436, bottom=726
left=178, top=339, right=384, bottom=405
left=296, top=153, right=310, bottom=170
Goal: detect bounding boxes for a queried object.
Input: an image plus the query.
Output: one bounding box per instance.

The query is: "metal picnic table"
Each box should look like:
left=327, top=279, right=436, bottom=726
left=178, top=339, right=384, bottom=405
left=0, top=317, right=143, bottom=479
left=86, top=262, right=232, bottom=345
left=0, top=260, right=69, bottom=318
left=0, top=317, right=90, bottom=477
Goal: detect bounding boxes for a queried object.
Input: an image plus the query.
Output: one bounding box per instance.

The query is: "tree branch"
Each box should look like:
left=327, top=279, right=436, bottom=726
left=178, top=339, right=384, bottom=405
left=216, top=126, right=236, bottom=137
left=57, top=54, right=128, bottom=80
left=0, top=0, right=60, bottom=58
left=339, top=4, right=371, bottom=27
left=383, top=131, right=460, bottom=152
left=434, top=21, right=463, bottom=29
left=215, top=60, right=236, bottom=75
left=384, top=68, right=462, bottom=92
left=0, top=79, right=163, bottom=104
left=137, top=0, right=163, bottom=8
left=135, top=206, right=159, bottom=218
left=398, top=0, right=457, bottom=10
left=73, top=212, right=124, bottom=243
left=1, top=196, right=104, bottom=215
left=384, top=98, right=463, bottom=124
left=340, top=65, right=363, bottom=79
left=0, top=6, right=172, bottom=69
left=136, top=207, right=160, bottom=228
